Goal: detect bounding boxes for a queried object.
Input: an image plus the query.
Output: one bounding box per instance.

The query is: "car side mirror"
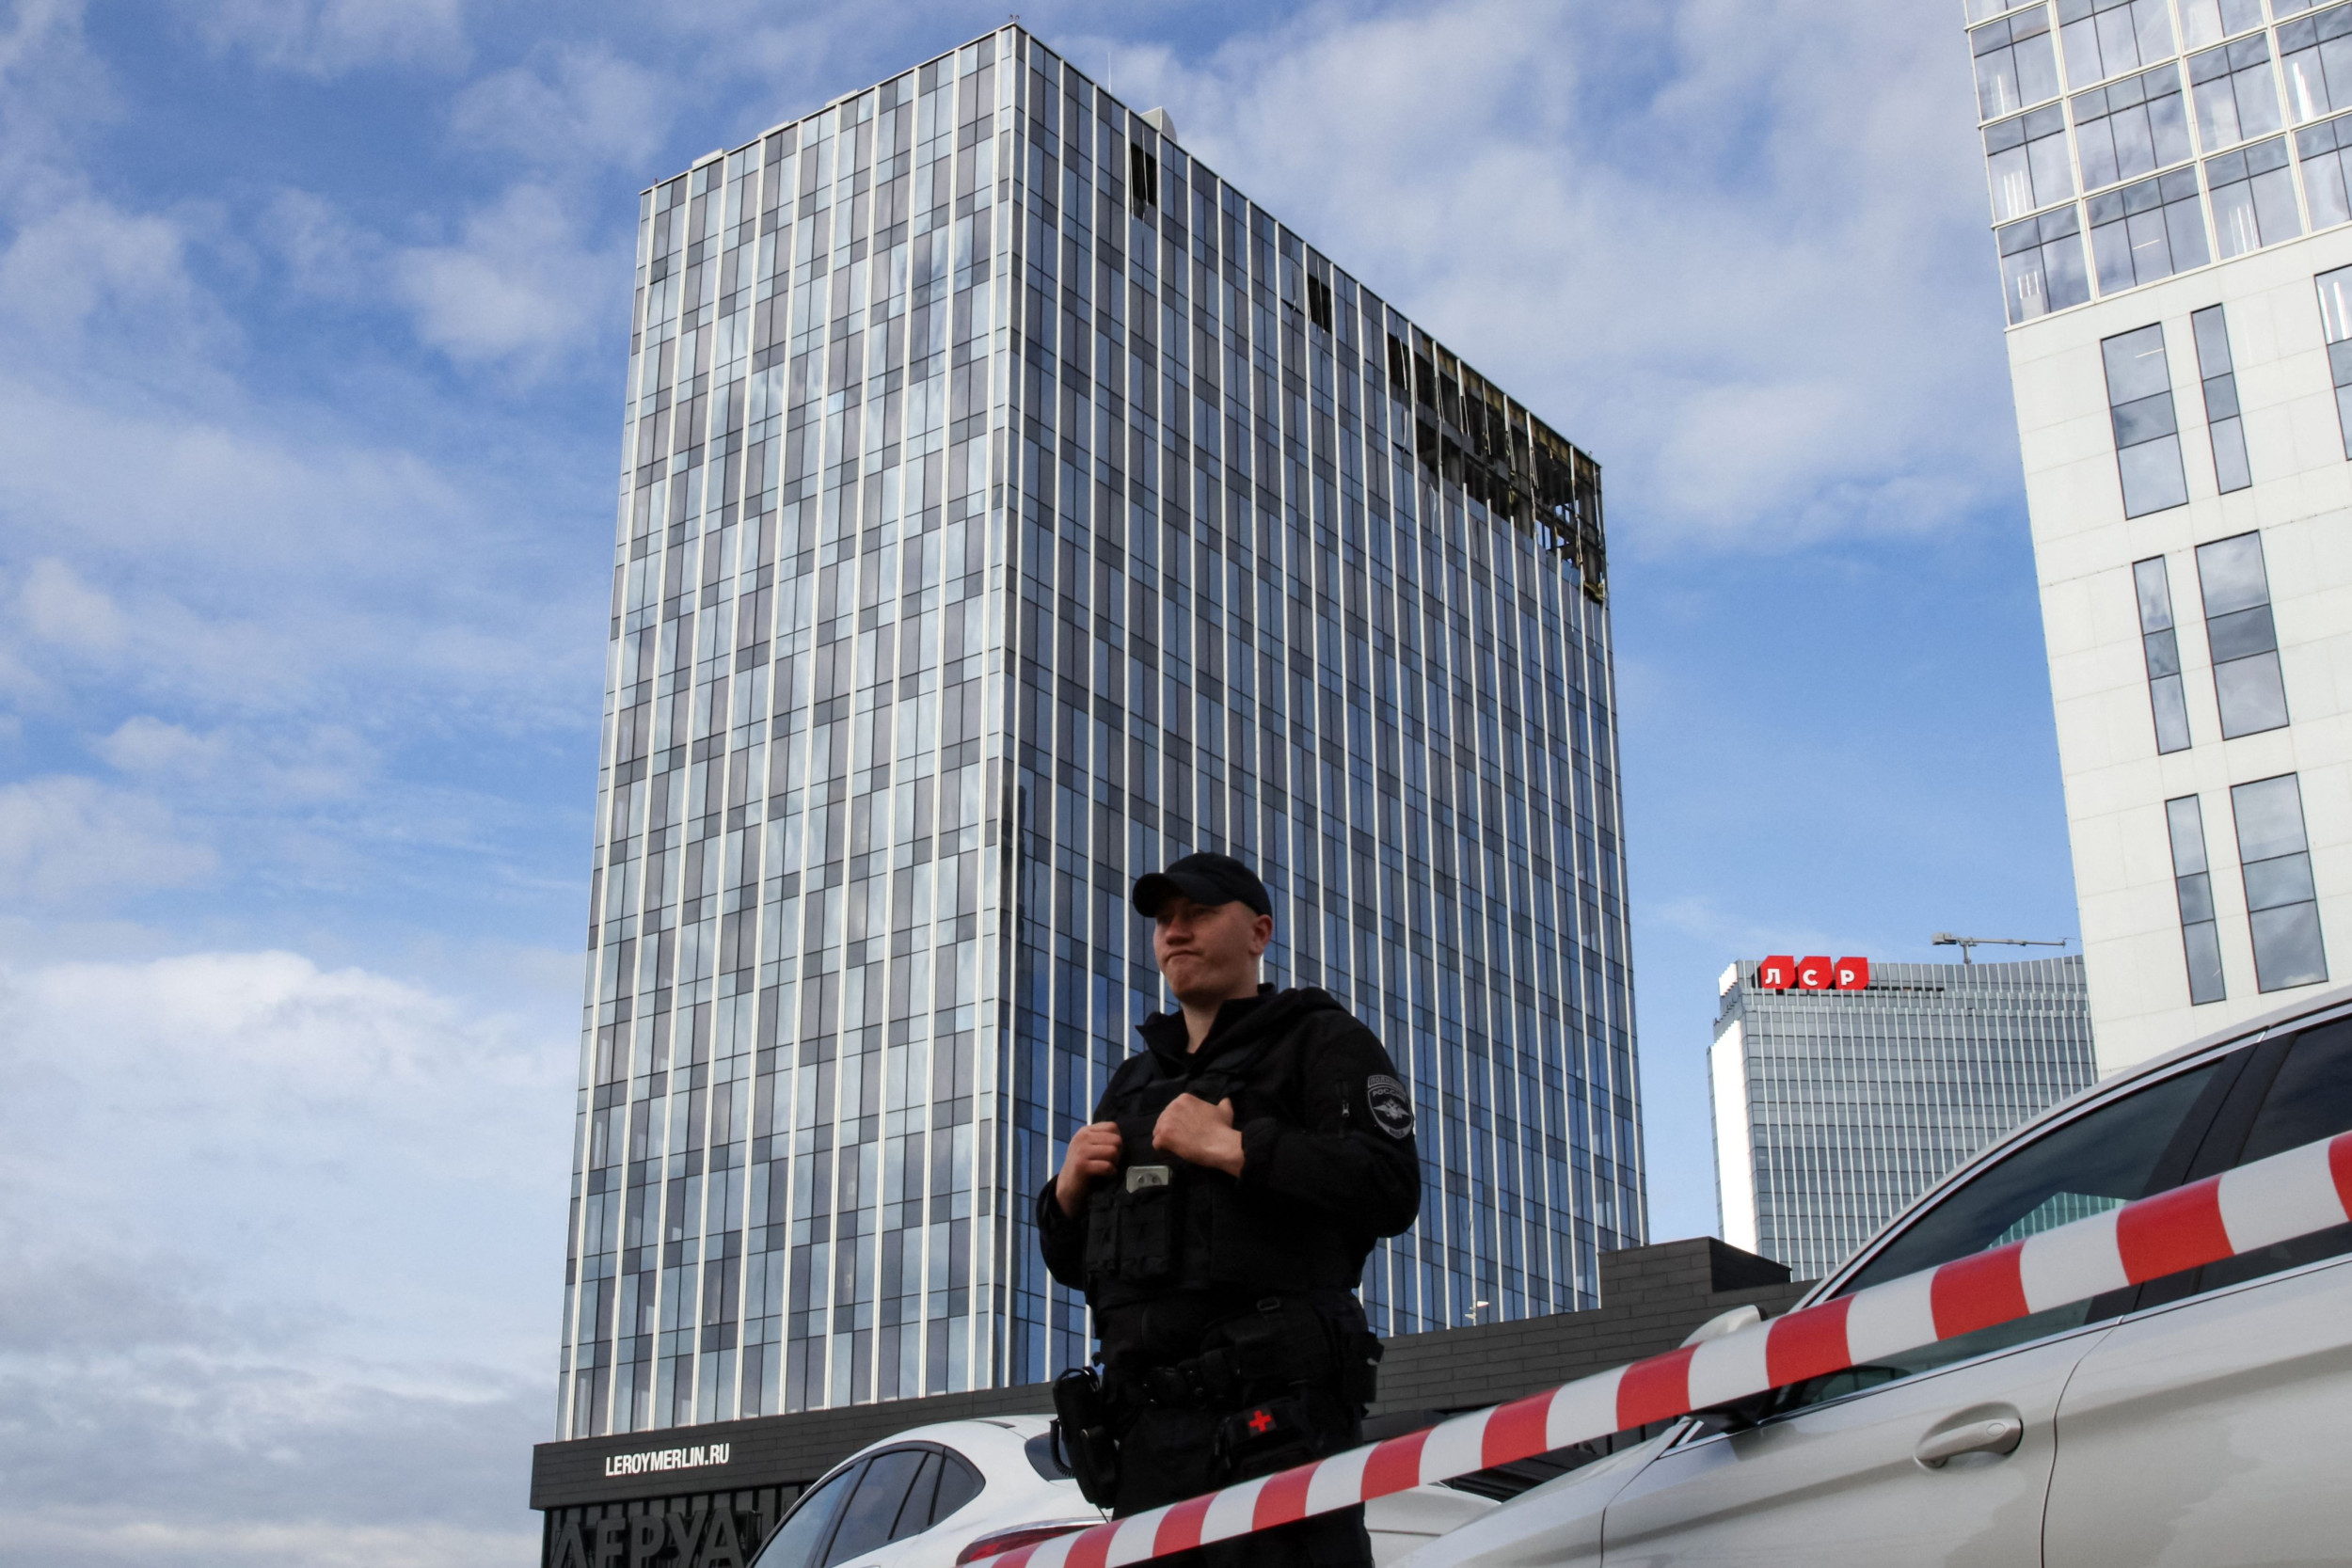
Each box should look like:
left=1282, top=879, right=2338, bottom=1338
left=1679, top=1305, right=1772, bottom=1436
left=1679, top=1304, right=1762, bottom=1348
left=1686, top=1392, right=1775, bottom=1437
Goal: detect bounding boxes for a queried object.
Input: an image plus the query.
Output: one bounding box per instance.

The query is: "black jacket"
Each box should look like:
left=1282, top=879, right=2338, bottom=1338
left=1035, top=985, right=1421, bottom=1305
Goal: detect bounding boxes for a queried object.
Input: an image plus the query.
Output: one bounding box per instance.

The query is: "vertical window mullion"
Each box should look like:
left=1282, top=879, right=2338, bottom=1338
left=2165, top=795, right=2227, bottom=1004
left=2315, top=263, right=2352, bottom=455
left=2102, top=323, right=2189, bottom=515
left=2189, top=304, right=2251, bottom=490
left=2133, top=556, right=2193, bottom=752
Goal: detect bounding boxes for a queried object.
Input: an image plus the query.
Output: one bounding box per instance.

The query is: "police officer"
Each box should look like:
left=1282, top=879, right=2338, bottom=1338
left=1036, top=851, right=1421, bottom=1568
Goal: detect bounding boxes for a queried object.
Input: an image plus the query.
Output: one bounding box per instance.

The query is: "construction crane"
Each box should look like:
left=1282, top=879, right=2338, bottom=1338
left=1931, top=932, right=2072, bottom=965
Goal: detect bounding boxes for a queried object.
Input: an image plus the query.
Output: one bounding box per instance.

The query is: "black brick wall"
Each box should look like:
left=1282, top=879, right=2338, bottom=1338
left=1368, top=1238, right=1809, bottom=1425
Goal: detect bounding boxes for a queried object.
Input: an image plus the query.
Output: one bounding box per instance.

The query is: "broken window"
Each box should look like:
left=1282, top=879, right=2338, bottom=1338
left=1127, top=143, right=1158, bottom=214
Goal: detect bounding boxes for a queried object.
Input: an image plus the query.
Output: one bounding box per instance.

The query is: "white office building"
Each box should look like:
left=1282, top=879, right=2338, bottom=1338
left=1973, top=0, right=2352, bottom=1069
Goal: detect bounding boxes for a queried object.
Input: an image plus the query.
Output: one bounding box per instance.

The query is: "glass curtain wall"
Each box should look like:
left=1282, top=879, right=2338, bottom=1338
left=1967, top=0, right=2352, bottom=322
left=559, top=25, right=1637, bottom=1437
left=564, top=37, right=1022, bottom=1439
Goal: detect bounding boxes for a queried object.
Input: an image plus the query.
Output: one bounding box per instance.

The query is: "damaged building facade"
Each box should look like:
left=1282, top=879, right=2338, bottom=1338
left=556, top=20, right=1635, bottom=1460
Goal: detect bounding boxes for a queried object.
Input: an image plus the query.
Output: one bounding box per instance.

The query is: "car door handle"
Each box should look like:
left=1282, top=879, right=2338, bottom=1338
left=1915, top=1416, right=2024, bottom=1468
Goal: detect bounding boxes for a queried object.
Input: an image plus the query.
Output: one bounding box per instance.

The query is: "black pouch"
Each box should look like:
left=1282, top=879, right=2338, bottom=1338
left=1214, top=1394, right=1323, bottom=1481
left=1343, top=1330, right=1383, bottom=1410
left=1052, top=1365, right=1121, bottom=1509
left=1112, top=1161, right=1179, bottom=1283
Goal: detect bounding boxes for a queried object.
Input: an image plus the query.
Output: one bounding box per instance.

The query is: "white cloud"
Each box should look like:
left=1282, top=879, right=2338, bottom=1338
left=0, top=1516, right=537, bottom=1568
left=95, top=716, right=377, bottom=804
left=0, top=196, right=230, bottom=369
left=451, top=43, right=675, bottom=169
left=1084, top=0, right=2009, bottom=550
left=0, top=946, right=573, bottom=1562
left=18, top=555, right=127, bottom=652
left=394, top=182, right=624, bottom=376
left=186, top=0, right=470, bottom=77
left=262, top=187, right=385, bottom=298
left=0, top=377, right=594, bottom=733
left=0, top=775, right=216, bottom=908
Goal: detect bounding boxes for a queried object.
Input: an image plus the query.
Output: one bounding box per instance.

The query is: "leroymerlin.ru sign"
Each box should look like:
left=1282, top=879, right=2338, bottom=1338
left=603, top=1441, right=733, bottom=1478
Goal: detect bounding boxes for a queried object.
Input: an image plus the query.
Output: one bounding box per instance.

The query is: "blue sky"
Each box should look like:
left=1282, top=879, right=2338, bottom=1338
left=0, top=2, right=2076, bottom=1562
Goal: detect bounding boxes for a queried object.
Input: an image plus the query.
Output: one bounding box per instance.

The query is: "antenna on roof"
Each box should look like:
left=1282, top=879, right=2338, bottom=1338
left=1931, top=933, right=2071, bottom=965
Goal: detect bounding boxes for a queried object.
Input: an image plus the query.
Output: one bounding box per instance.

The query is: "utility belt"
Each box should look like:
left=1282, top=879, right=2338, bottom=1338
left=1119, top=1293, right=1379, bottom=1412
left=1052, top=1294, right=1383, bottom=1510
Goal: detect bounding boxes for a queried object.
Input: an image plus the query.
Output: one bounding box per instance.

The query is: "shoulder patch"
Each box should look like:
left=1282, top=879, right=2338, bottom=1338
left=1365, top=1074, right=1414, bottom=1140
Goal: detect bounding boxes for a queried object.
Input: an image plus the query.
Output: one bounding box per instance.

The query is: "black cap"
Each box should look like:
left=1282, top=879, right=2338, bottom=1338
left=1133, top=851, right=1272, bottom=918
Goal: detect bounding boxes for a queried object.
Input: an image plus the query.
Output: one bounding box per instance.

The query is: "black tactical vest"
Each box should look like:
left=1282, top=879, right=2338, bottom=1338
left=1079, top=1038, right=1362, bottom=1309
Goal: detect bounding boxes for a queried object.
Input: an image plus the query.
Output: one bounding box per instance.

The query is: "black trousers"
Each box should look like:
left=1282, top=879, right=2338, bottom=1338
left=1111, top=1402, right=1374, bottom=1568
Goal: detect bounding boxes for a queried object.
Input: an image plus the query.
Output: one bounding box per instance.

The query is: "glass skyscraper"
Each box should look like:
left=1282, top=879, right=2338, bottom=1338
left=558, top=24, right=1638, bottom=1440
left=1708, top=955, right=2096, bottom=1280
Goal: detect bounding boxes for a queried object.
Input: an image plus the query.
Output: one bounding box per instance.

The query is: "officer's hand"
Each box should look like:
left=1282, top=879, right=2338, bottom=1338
left=1152, top=1094, right=1244, bottom=1177
left=1056, top=1121, right=1125, bottom=1216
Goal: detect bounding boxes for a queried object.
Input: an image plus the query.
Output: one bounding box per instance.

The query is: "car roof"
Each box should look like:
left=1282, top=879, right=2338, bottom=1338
left=1792, top=978, right=2352, bottom=1307
left=808, top=1414, right=1058, bottom=1488
left=855, top=1414, right=1053, bottom=1450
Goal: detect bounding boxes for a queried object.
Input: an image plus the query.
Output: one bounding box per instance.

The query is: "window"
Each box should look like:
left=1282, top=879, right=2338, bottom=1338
left=2104, top=324, right=2189, bottom=515
left=2320, top=267, right=2352, bottom=458
left=824, top=1448, right=931, bottom=1566
left=2089, top=169, right=2210, bottom=293
left=1025, top=1430, right=1074, bottom=1480
left=1127, top=143, right=1158, bottom=214
left=1306, top=273, right=1334, bottom=332
left=2190, top=36, right=2285, bottom=149
left=2199, top=1019, right=2352, bottom=1288
left=930, top=1451, right=982, bottom=1521
left=2295, top=111, right=2352, bottom=224
left=1770, top=1059, right=2228, bottom=1411
left=2167, top=795, right=2228, bottom=1003
left=756, top=1463, right=863, bottom=1568
left=2279, top=3, right=2352, bottom=121
left=2135, top=557, right=2195, bottom=752
left=2197, top=532, right=2290, bottom=736
left=889, top=1452, right=944, bottom=1543
left=2059, top=0, right=2176, bottom=88
left=1968, top=0, right=2035, bottom=17
left=2278, top=0, right=2325, bottom=15
left=1974, top=8, right=2063, bottom=119
left=2180, top=0, right=2266, bottom=50
left=1986, top=104, right=2076, bottom=218
left=2209, top=137, right=2306, bottom=253
left=2074, top=65, right=2195, bottom=191
left=2190, top=305, right=2251, bottom=492
left=1997, top=206, right=2093, bottom=322
left=2233, top=775, right=2327, bottom=990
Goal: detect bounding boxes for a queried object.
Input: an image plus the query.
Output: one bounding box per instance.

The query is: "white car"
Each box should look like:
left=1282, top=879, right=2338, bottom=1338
left=1400, top=984, right=2352, bottom=1568
left=748, top=1413, right=1491, bottom=1568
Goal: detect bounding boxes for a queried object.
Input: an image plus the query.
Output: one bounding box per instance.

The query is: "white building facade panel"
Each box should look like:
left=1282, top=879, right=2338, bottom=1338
left=1974, top=0, right=2352, bottom=1069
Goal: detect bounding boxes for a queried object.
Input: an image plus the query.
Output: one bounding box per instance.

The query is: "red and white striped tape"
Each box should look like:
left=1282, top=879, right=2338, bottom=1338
left=978, top=1128, right=2352, bottom=1568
